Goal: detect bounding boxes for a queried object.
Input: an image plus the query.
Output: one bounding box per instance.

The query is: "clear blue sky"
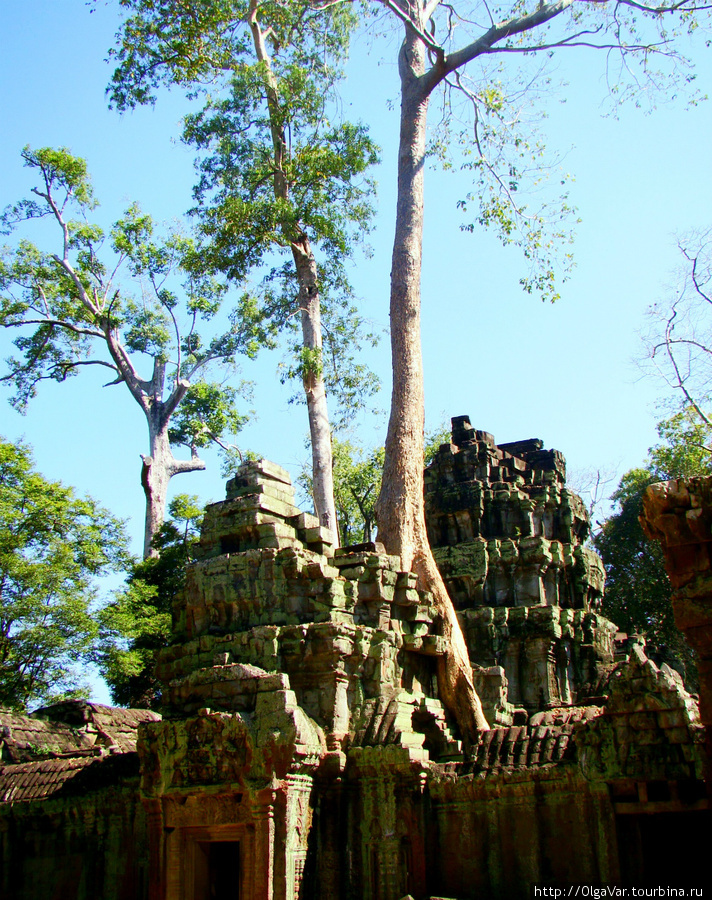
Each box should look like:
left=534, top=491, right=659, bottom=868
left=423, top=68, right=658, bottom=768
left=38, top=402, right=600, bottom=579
left=2, top=2, right=712, bottom=697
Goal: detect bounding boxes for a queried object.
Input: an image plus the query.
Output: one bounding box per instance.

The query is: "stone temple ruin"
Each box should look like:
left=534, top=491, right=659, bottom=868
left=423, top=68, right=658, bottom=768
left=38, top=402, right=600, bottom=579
left=1, top=416, right=711, bottom=898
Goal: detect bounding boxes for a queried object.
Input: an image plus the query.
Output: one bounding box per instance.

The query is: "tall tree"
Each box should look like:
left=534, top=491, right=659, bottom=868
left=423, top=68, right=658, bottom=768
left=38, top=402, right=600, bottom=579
left=0, top=147, right=261, bottom=556
left=0, top=438, right=128, bottom=710
left=373, top=0, right=712, bottom=741
left=108, top=0, right=379, bottom=537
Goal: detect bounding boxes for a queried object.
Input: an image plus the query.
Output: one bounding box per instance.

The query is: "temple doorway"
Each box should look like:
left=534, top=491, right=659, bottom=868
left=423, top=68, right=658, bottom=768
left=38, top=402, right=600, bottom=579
left=193, top=840, right=240, bottom=900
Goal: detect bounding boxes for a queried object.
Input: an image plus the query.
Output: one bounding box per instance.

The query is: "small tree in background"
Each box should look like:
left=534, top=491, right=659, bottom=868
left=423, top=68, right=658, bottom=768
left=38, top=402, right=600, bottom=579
left=300, top=426, right=450, bottom=546
left=97, top=494, right=203, bottom=709
left=297, top=439, right=385, bottom=546
left=0, top=438, right=128, bottom=710
left=595, top=408, right=712, bottom=687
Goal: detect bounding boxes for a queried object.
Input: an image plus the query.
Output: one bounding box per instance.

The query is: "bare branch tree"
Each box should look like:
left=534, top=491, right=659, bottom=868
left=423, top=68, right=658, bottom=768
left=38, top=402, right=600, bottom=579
left=643, top=229, right=712, bottom=428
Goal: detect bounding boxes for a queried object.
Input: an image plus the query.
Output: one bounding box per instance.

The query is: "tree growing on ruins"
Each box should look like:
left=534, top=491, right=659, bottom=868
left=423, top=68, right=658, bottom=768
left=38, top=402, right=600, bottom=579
left=371, top=0, right=712, bottom=741
left=108, top=0, right=380, bottom=537
left=108, top=0, right=712, bottom=742
left=0, top=438, right=128, bottom=710
left=0, top=147, right=262, bottom=556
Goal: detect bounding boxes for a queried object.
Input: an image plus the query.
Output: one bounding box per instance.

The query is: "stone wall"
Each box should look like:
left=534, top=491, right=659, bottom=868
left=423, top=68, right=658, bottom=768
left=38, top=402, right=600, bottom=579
left=0, top=779, right=149, bottom=900
left=0, top=703, right=156, bottom=900
left=1, top=437, right=710, bottom=899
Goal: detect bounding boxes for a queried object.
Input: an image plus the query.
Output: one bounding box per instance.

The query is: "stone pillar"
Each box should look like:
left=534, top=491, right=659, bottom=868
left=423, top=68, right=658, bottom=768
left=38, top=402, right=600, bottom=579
left=253, top=790, right=277, bottom=900
left=144, top=799, right=166, bottom=900
left=284, top=774, right=314, bottom=900
left=328, top=673, right=351, bottom=751
left=358, top=769, right=403, bottom=900
left=640, top=476, right=712, bottom=774
left=520, top=636, right=556, bottom=710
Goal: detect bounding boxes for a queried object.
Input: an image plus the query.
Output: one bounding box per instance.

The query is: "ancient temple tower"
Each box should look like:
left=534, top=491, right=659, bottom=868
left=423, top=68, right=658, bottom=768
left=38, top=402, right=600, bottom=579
left=425, top=416, right=616, bottom=722
left=137, top=458, right=461, bottom=900
left=1, top=424, right=709, bottom=899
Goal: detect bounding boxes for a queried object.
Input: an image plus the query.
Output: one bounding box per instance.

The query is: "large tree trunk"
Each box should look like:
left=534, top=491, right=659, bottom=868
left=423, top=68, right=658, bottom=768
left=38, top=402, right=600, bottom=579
left=141, top=424, right=174, bottom=558
left=248, top=2, right=338, bottom=540
left=140, top=411, right=206, bottom=558
left=375, top=22, right=489, bottom=741
left=292, top=239, right=338, bottom=537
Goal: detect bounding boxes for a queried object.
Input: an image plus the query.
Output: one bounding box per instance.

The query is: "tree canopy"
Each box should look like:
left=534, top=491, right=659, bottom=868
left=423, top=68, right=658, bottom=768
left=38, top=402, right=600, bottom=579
left=97, top=494, right=203, bottom=709
left=0, top=146, right=263, bottom=555
left=0, top=438, right=128, bottom=710
left=595, top=407, right=712, bottom=686
left=107, top=0, right=381, bottom=537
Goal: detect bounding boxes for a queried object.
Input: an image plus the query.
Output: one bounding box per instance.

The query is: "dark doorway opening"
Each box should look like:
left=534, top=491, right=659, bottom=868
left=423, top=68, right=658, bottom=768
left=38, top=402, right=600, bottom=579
left=194, top=841, right=240, bottom=900
left=616, top=810, right=710, bottom=886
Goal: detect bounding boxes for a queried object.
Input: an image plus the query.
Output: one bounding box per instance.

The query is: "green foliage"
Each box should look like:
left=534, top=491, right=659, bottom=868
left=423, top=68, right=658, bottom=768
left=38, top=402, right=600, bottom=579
left=108, top=0, right=357, bottom=112
left=188, top=89, right=379, bottom=269
left=269, top=263, right=382, bottom=424
left=0, top=145, right=257, bottom=448
left=332, top=439, right=385, bottom=546
left=97, top=494, right=203, bottom=708
left=109, top=0, right=376, bottom=264
left=302, top=427, right=450, bottom=545
left=420, top=0, right=711, bottom=302
left=107, top=0, right=381, bottom=428
left=0, top=438, right=128, bottom=710
left=297, top=437, right=382, bottom=544
left=1, top=146, right=96, bottom=226
left=424, top=424, right=452, bottom=465
left=453, top=85, right=578, bottom=304
left=168, top=380, right=251, bottom=450
left=595, top=407, right=712, bottom=686
left=648, top=408, right=712, bottom=478
left=185, top=44, right=381, bottom=423
left=291, top=346, right=323, bottom=382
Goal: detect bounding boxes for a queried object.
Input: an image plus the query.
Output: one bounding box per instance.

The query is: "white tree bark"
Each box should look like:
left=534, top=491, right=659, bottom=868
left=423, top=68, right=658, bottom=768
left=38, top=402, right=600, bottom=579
left=249, top=1, right=338, bottom=538
left=138, top=364, right=206, bottom=557
left=293, top=239, right=338, bottom=536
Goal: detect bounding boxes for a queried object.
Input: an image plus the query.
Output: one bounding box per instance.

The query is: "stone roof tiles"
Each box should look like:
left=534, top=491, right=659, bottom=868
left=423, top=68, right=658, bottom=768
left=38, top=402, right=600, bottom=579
left=467, top=706, right=603, bottom=774
left=0, top=701, right=159, bottom=804
left=0, top=702, right=160, bottom=764
left=0, top=751, right=142, bottom=804
left=0, top=755, right=99, bottom=803
left=0, top=712, right=93, bottom=762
